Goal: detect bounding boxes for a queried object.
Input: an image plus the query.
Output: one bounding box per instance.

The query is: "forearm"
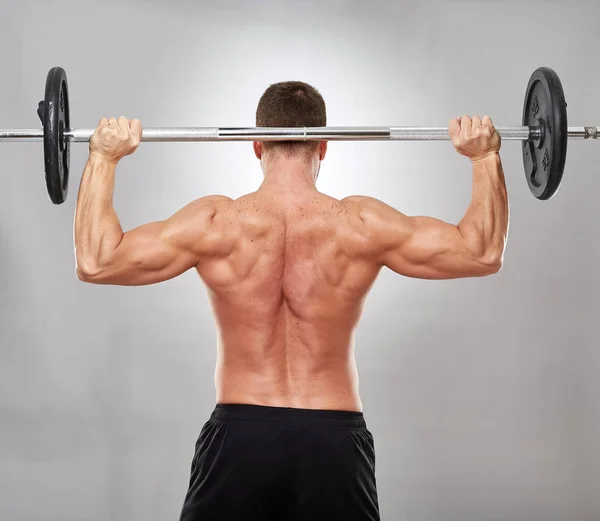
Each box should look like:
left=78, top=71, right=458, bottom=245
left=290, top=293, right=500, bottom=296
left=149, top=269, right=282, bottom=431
left=457, top=153, right=509, bottom=264
left=74, top=154, right=124, bottom=273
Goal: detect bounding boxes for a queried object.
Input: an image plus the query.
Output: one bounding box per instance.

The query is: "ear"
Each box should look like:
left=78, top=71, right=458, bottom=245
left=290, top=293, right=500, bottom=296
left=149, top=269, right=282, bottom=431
left=253, top=141, right=262, bottom=160
left=319, top=141, right=328, bottom=161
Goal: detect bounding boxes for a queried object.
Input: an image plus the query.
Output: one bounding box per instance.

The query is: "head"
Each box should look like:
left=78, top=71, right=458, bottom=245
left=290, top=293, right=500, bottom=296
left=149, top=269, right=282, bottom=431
left=254, top=81, right=328, bottom=178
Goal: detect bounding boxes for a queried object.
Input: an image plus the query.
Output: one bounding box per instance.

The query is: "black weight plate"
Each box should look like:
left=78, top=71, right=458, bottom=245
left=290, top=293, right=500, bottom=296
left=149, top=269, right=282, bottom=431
left=42, top=67, right=70, bottom=205
left=522, top=67, right=567, bottom=200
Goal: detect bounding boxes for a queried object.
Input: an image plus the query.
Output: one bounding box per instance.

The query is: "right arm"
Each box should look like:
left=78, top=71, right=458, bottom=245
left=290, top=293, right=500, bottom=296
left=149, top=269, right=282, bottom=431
left=74, top=117, right=233, bottom=286
left=345, top=116, right=509, bottom=280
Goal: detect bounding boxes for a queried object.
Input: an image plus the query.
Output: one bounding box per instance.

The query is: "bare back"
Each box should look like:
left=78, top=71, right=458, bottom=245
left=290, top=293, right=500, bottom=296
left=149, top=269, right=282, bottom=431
left=197, top=190, right=381, bottom=411
left=75, top=117, right=507, bottom=414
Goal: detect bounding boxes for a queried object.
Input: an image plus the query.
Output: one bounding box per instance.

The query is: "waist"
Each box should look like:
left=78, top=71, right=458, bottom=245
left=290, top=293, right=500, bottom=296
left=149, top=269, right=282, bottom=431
left=215, top=367, right=362, bottom=411
left=216, top=390, right=363, bottom=411
left=211, top=403, right=367, bottom=429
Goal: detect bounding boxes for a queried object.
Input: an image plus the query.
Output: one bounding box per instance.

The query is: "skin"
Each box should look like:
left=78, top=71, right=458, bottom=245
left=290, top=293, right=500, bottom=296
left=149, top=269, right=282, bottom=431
left=74, top=115, right=508, bottom=412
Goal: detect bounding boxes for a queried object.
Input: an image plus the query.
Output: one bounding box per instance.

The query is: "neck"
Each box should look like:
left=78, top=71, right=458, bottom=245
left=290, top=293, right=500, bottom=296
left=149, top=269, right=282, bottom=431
left=259, top=153, right=319, bottom=195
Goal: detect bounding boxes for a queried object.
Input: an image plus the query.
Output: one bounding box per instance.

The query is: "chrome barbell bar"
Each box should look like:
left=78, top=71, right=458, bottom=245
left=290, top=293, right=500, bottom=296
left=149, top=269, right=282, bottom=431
left=1, top=125, right=598, bottom=143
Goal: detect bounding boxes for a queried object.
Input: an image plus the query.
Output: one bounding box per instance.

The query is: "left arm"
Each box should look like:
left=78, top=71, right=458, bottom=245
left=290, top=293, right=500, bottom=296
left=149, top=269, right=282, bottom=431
left=74, top=117, right=229, bottom=286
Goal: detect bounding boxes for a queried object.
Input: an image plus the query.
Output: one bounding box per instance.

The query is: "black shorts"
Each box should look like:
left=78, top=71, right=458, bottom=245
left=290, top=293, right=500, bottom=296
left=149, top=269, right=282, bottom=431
left=179, top=404, right=380, bottom=521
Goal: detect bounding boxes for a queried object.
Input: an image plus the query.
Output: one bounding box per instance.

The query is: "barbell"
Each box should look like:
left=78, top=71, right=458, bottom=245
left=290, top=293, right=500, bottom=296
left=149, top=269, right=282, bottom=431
left=0, top=66, right=598, bottom=205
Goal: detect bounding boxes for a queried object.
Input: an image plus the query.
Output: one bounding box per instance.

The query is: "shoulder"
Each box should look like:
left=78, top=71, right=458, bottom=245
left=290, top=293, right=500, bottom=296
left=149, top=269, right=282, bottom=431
left=166, top=195, right=234, bottom=236
left=340, top=195, right=416, bottom=251
left=341, top=195, right=405, bottom=224
left=165, top=196, right=236, bottom=255
left=192, top=195, right=234, bottom=212
left=178, top=195, right=234, bottom=223
left=341, top=195, right=381, bottom=212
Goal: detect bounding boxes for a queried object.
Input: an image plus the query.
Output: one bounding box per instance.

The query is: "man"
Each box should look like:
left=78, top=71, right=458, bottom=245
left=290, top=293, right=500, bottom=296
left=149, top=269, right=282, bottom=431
left=74, top=81, right=508, bottom=521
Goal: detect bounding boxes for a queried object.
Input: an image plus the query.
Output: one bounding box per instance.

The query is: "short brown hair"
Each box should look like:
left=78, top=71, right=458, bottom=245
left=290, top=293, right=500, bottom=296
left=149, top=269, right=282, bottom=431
left=256, top=81, right=326, bottom=156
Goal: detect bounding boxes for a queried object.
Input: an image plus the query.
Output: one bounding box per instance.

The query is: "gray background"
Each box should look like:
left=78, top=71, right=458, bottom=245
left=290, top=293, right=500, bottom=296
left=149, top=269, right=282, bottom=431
left=0, top=0, right=598, bottom=520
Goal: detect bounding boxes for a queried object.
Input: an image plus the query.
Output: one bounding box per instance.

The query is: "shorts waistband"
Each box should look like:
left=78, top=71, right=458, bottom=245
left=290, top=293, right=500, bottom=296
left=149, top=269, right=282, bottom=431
left=210, top=403, right=367, bottom=429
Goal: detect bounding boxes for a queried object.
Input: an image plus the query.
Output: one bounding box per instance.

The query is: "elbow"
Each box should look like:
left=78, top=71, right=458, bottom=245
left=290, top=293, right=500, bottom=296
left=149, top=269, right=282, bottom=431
left=75, top=256, right=105, bottom=283
left=483, top=258, right=503, bottom=276
left=75, top=267, right=94, bottom=283
left=477, top=249, right=504, bottom=276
